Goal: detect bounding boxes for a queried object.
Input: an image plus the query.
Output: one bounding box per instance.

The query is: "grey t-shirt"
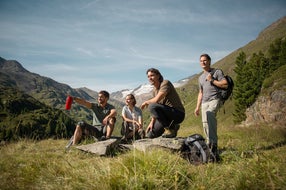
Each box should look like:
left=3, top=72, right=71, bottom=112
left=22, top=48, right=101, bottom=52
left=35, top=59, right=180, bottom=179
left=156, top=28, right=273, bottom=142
left=198, top=69, right=225, bottom=103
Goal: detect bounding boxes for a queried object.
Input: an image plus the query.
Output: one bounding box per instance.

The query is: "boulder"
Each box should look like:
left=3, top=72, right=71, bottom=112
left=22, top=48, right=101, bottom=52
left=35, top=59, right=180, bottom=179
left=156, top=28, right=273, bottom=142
left=76, top=138, right=120, bottom=156
left=76, top=137, right=186, bottom=156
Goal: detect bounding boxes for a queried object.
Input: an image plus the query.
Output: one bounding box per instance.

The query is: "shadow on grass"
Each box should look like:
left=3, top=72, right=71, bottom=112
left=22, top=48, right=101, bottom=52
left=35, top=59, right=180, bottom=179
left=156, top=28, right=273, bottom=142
left=219, top=139, right=286, bottom=160
left=256, top=139, right=286, bottom=151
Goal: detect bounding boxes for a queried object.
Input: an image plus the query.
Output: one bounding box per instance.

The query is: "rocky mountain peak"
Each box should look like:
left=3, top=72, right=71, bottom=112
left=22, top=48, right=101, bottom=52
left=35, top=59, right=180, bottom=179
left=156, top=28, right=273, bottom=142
left=0, top=57, right=29, bottom=73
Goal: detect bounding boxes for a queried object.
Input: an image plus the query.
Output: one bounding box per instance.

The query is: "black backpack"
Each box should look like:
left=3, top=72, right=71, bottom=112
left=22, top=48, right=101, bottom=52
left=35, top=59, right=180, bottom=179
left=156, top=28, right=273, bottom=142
left=212, top=69, right=234, bottom=103
left=182, top=134, right=214, bottom=165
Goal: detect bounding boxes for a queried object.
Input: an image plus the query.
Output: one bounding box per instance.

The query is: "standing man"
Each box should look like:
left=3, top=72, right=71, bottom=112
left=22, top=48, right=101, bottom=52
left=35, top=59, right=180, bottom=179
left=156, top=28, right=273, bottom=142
left=141, top=68, right=185, bottom=138
left=68, top=90, right=117, bottom=147
left=194, top=54, right=228, bottom=160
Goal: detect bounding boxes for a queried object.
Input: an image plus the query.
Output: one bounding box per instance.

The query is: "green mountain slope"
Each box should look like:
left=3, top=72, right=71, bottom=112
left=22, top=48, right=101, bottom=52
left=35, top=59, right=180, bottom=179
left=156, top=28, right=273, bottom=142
left=178, top=16, right=286, bottom=135
left=0, top=87, right=76, bottom=141
left=0, top=57, right=123, bottom=122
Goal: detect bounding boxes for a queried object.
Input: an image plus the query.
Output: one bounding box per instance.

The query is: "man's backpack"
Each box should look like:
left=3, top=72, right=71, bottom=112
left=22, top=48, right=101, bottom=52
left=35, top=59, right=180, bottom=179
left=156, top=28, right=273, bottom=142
left=212, top=69, right=234, bottom=103
left=181, top=134, right=214, bottom=165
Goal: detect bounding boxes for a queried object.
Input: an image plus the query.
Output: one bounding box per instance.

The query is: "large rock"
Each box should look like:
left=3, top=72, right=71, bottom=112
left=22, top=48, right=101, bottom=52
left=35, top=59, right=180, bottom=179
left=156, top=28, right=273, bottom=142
left=130, top=137, right=185, bottom=152
left=76, top=137, right=186, bottom=156
left=76, top=138, right=120, bottom=156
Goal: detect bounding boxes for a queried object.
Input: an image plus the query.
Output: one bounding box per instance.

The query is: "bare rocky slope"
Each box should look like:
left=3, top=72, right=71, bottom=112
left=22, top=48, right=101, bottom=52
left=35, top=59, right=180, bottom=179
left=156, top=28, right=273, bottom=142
left=245, top=90, right=286, bottom=126
left=243, top=65, right=286, bottom=127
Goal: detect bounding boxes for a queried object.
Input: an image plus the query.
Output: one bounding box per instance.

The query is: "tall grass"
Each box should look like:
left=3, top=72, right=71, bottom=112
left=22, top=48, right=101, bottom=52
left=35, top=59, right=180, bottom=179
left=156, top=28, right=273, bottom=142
left=1, top=124, right=285, bottom=190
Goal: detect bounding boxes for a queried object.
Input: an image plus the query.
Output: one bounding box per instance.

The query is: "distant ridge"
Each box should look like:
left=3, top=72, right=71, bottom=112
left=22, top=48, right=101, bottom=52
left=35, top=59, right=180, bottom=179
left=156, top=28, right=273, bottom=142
left=0, top=57, right=100, bottom=105
left=0, top=57, right=122, bottom=122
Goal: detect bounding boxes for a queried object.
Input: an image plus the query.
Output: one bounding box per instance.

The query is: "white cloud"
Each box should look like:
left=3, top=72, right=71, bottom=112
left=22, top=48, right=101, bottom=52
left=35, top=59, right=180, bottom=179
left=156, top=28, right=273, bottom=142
left=1, top=0, right=285, bottom=92
left=76, top=48, right=95, bottom=57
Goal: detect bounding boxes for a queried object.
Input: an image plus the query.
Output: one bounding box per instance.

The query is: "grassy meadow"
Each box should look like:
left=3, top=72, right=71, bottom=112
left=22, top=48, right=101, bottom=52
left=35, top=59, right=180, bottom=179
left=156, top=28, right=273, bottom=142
left=1, top=123, right=285, bottom=190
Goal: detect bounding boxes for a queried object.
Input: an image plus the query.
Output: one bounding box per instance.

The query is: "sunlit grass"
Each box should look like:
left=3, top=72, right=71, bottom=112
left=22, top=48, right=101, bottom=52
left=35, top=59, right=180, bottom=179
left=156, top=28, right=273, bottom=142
left=1, top=124, right=285, bottom=190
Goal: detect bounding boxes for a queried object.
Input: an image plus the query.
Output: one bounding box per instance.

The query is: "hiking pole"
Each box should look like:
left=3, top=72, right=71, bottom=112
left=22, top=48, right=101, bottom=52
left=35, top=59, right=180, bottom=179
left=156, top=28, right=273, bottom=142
left=131, top=112, right=137, bottom=185
left=132, top=112, right=136, bottom=142
left=168, top=120, right=174, bottom=128
left=65, top=135, right=74, bottom=149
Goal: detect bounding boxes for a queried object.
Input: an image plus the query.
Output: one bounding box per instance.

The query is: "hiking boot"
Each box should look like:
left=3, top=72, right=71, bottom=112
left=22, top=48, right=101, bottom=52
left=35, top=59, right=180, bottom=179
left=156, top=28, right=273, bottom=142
left=162, top=124, right=180, bottom=138
left=100, top=136, right=110, bottom=141
left=120, top=136, right=128, bottom=144
left=209, top=143, right=221, bottom=163
left=162, top=128, right=176, bottom=138
left=209, top=151, right=221, bottom=163
left=146, top=131, right=153, bottom=138
left=138, top=128, right=145, bottom=139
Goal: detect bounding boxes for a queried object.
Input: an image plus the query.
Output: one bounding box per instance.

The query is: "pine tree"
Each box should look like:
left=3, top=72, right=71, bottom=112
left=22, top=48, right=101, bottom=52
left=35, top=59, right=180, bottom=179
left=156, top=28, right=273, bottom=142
left=233, top=51, right=269, bottom=123
left=269, top=38, right=286, bottom=71
left=233, top=52, right=247, bottom=123
left=278, top=39, right=286, bottom=68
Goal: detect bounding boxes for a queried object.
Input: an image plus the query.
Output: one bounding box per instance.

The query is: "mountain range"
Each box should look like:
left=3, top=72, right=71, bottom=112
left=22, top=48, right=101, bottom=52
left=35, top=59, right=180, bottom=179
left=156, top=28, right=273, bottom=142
left=0, top=55, right=192, bottom=130
left=0, top=57, right=191, bottom=106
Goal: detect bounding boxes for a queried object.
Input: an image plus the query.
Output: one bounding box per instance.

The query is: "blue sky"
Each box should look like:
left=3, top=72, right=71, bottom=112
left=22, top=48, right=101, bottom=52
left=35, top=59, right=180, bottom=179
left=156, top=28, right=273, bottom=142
left=0, top=0, right=285, bottom=92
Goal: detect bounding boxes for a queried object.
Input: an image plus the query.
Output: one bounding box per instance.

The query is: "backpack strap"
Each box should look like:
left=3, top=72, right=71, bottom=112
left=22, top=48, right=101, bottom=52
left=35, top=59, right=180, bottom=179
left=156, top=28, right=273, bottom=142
left=210, top=68, right=224, bottom=79
left=193, top=140, right=207, bottom=162
left=210, top=68, right=217, bottom=77
left=185, top=135, right=207, bottom=163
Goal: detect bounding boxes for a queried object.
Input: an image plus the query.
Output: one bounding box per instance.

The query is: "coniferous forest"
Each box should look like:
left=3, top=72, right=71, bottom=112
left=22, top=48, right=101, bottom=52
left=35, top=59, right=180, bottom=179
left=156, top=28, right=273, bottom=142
left=0, top=87, right=76, bottom=141
left=233, top=38, right=286, bottom=123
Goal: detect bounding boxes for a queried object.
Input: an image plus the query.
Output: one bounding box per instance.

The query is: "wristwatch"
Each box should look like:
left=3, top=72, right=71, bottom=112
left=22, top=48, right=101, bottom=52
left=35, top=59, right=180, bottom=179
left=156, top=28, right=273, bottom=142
left=210, top=78, right=215, bottom=84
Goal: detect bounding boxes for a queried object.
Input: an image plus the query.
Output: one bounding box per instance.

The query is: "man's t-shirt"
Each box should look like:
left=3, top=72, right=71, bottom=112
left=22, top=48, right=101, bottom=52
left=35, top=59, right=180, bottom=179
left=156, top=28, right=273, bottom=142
left=91, top=103, right=115, bottom=126
left=199, top=68, right=225, bottom=103
left=153, top=80, right=185, bottom=113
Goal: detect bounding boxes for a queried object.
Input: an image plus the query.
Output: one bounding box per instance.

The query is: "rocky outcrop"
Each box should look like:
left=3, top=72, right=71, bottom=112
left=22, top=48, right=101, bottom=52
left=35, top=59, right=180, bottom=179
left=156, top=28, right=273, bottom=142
left=244, top=89, right=286, bottom=126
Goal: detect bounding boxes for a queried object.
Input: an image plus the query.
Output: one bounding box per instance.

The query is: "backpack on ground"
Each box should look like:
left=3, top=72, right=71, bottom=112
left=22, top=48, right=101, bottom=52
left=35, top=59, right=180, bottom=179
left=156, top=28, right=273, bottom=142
left=212, top=69, right=234, bottom=103
left=181, top=134, right=214, bottom=165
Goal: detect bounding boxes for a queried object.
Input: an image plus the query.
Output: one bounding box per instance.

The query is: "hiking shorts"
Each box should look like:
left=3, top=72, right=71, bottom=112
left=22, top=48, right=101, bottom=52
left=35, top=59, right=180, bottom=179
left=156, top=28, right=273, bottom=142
left=77, top=121, right=106, bottom=138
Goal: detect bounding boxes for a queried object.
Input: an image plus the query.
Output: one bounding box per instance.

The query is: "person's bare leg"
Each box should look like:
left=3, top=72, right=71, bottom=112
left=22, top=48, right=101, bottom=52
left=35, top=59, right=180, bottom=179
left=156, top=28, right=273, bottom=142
left=106, top=118, right=115, bottom=138
left=73, top=125, right=82, bottom=145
